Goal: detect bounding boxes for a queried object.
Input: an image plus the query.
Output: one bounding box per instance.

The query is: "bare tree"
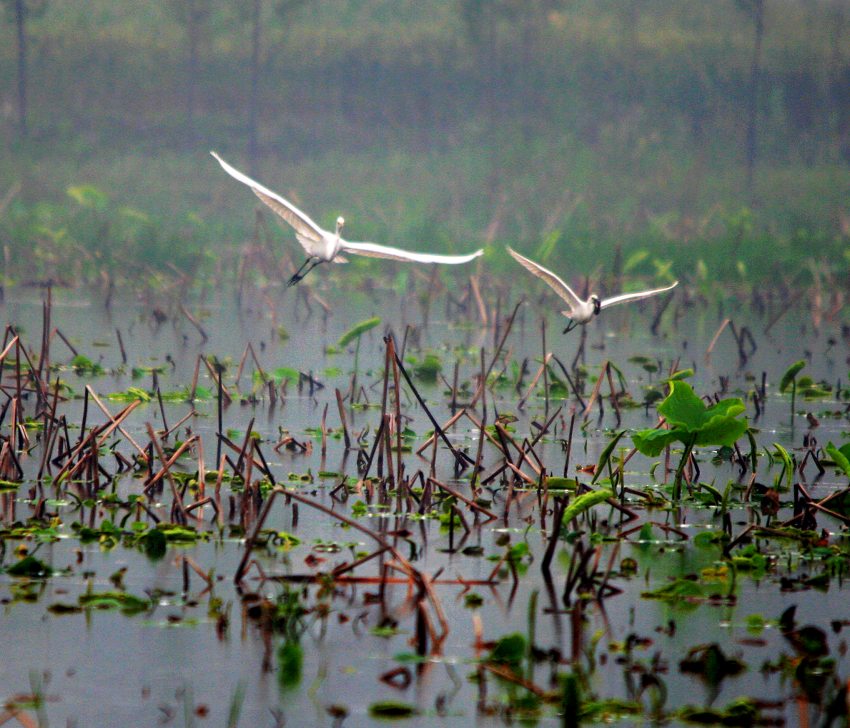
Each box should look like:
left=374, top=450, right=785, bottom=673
left=1, top=0, right=47, bottom=138
left=736, top=0, right=765, bottom=203
left=236, top=0, right=307, bottom=175
left=168, top=0, right=214, bottom=146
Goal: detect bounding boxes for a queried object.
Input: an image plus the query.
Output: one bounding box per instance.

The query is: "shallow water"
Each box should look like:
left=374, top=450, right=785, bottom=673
left=0, top=282, right=847, bottom=726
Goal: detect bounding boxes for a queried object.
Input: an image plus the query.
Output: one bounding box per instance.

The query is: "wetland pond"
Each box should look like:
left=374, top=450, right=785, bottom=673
left=0, top=280, right=847, bottom=727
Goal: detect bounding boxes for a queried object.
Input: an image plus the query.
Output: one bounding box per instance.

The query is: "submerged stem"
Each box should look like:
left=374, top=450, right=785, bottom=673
left=673, top=434, right=697, bottom=502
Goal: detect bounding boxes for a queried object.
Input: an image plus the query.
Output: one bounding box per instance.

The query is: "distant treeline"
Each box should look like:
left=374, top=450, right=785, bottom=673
left=0, top=0, right=848, bottom=286
left=4, top=1, right=846, bottom=161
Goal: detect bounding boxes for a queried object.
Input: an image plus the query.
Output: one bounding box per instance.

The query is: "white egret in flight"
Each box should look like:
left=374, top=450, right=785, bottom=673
left=507, top=247, right=678, bottom=333
left=212, top=152, right=484, bottom=286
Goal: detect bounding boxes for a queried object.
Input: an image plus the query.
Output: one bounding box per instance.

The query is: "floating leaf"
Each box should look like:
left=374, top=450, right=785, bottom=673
left=562, top=489, right=613, bottom=524
left=79, top=591, right=150, bottom=616
left=412, top=353, right=442, bottom=382
left=107, top=387, right=151, bottom=402
left=143, top=529, right=167, bottom=560
left=779, top=360, right=805, bottom=394
left=826, top=442, right=850, bottom=478
left=70, top=354, right=104, bottom=376
left=337, top=317, right=381, bottom=348
left=270, top=367, right=299, bottom=385
left=543, top=476, right=578, bottom=491
left=368, top=701, right=418, bottom=718
left=488, top=633, right=526, bottom=668
left=592, top=431, right=627, bottom=484
left=666, top=368, right=694, bottom=382
left=642, top=577, right=703, bottom=603
left=7, top=556, right=51, bottom=577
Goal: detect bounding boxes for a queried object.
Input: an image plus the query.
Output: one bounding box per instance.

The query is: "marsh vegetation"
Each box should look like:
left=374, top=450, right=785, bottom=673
left=2, top=1, right=850, bottom=725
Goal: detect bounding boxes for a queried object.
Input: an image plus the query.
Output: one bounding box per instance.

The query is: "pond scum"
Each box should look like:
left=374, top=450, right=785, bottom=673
left=1, top=282, right=850, bottom=726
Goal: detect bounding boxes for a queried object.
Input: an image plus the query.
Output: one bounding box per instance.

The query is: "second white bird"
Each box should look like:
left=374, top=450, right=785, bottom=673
left=507, top=247, right=678, bottom=333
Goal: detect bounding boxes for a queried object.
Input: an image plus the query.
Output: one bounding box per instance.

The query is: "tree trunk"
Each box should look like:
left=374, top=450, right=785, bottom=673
left=187, top=6, right=199, bottom=146
left=745, top=0, right=764, bottom=204
left=14, top=0, right=28, bottom=138
left=248, top=0, right=261, bottom=176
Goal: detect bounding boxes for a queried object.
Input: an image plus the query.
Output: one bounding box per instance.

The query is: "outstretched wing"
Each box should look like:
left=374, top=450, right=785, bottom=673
left=600, top=281, right=678, bottom=310
left=211, top=151, right=325, bottom=250
left=342, top=241, right=483, bottom=264
left=507, top=247, right=582, bottom=308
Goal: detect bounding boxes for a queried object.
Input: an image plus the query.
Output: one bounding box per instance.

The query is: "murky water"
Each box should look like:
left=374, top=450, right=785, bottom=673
left=0, top=282, right=846, bottom=726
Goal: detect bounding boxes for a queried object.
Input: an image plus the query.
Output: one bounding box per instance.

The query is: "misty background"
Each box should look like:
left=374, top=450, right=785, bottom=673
left=1, top=0, right=848, bottom=287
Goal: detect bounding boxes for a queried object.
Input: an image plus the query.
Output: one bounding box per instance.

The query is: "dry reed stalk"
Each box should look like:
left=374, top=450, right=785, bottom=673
left=330, top=546, right=392, bottom=578
left=155, top=387, right=169, bottom=435
left=551, top=355, right=586, bottom=409
left=427, top=477, right=498, bottom=521
left=582, top=361, right=610, bottom=421
left=387, top=336, right=404, bottom=484
left=142, top=436, right=199, bottom=493
left=649, top=288, right=675, bottom=335
left=218, top=434, right=267, bottom=473
left=179, top=304, right=209, bottom=342
left=705, top=317, right=731, bottom=361
left=469, top=302, right=521, bottom=409
left=320, top=403, right=328, bottom=457
left=196, top=434, right=205, bottom=498
left=518, top=353, right=553, bottom=409
left=482, top=663, right=548, bottom=698
left=49, top=327, right=79, bottom=358
left=415, top=409, right=465, bottom=455
left=335, top=388, right=352, bottom=450
left=233, top=344, right=251, bottom=387
left=162, top=409, right=197, bottom=439
left=392, top=350, right=474, bottom=468
left=86, top=386, right=148, bottom=459
left=52, top=400, right=142, bottom=483
left=189, top=355, right=201, bottom=401
left=495, top=422, right=542, bottom=476
left=146, top=423, right=190, bottom=523
left=0, top=336, right=19, bottom=365
left=469, top=275, right=488, bottom=325
left=605, top=364, right=622, bottom=425
left=201, top=356, right=232, bottom=404
left=234, top=417, right=256, bottom=477
left=115, top=328, right=126, bottom=364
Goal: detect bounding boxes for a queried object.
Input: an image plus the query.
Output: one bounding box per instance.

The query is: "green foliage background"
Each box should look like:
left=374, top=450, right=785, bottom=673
left=0, top=0, right=848, bottom=287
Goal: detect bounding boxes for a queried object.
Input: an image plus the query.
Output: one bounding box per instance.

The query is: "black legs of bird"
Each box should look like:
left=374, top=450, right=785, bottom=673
left=288, top=257, right=322, bottom=287
left=562, top=320, right=578, bottom=334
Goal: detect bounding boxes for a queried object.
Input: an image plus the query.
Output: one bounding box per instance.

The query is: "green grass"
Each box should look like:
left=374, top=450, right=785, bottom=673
left=1, top=137, right=846, bottom=289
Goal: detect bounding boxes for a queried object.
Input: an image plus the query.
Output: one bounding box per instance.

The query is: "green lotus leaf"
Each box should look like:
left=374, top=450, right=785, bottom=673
left=632, top=427, right=686, bottom=457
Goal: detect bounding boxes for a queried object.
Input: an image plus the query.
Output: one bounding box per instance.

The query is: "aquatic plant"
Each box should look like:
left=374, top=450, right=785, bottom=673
left=779, top=359, right=805, bottom=423
left=632, top=381, right=748, bottom=500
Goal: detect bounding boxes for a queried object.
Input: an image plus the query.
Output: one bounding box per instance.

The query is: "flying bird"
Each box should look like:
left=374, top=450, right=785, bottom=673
left=211, top=152, right=484, bottom=286
left=507, top=247, right=678, bottom=333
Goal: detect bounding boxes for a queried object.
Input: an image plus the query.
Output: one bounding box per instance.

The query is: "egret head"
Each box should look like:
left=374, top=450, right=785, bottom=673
left=591, top=295, right=601, bottom=315
left=336, top=216, right=345, bottom=233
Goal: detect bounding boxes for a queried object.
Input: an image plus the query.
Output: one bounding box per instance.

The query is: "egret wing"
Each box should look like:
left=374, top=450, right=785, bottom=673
left=342, top=241, right=483, bottom=264
left=507, top=247, right=582, bottom=307
left=599, top=281, right=678, bottom=310
left=211, top=152, right=324, bottom=249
